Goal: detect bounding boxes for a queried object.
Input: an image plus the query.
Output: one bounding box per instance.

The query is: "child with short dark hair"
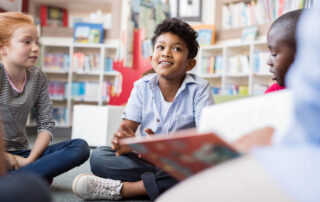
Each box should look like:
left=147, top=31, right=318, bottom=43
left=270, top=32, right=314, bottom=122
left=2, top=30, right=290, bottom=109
left=72, top=18, right=215, bottom=201
left=265, top=9, right=302, bottom=93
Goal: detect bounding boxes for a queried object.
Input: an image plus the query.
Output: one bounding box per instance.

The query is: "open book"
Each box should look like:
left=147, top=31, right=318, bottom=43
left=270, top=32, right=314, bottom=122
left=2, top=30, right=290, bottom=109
left=120, top=129, right=240, bottom=180
left=120, top=90, right=293, bottom=180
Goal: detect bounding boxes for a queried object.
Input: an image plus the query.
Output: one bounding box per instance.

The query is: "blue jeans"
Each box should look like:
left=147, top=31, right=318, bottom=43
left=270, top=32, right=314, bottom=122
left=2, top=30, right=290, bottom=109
left=90, top=146, right=178, bottom=201
left=9, top=138, right=90, bottom=181
left=0, top=173, right=52, bottom=202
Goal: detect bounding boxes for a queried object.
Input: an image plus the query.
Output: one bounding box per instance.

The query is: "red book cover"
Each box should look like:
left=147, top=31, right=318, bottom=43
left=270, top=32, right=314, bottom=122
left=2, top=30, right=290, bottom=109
left=120, top=129, right=240, bottom=180
left=40, top=5, right=47, bottom=26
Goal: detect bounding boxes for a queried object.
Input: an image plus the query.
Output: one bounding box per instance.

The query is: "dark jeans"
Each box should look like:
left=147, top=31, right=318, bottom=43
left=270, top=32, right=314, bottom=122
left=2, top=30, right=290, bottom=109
left=90, top=146, right=178, bottom=201
left=9, top=138, right=90, bottom=180
left=0, top=173, right=52, bottom=202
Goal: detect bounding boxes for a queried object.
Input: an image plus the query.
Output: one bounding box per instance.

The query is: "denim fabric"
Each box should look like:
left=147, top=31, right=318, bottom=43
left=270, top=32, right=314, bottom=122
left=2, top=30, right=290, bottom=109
left=90, top=146, right=178, bottom=200
left=0, top=173, right=52, bottom=202
left=9, top=138, right=90, bottom=180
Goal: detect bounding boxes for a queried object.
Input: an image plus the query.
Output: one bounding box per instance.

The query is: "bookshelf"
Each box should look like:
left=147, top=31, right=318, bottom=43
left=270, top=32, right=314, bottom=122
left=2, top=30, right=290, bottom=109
left=214, top=0, right=305, bottom=41
left=196, top=40, right=273, bottom=95
left=32, top=40, right=121, bottom=127
left=198, top=0, right=306, bottom=95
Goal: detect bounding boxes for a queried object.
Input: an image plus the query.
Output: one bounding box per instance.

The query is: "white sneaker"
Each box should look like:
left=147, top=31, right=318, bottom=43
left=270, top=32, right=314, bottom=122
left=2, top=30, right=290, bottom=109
left=72, top=173, right=123, bottom=200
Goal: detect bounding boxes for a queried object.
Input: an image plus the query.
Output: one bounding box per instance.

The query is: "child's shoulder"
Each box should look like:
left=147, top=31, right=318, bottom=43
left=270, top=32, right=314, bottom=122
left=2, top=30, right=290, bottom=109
left=134, top=73, right=157, bottom=86
left=185, top=73, right=210, bottom=87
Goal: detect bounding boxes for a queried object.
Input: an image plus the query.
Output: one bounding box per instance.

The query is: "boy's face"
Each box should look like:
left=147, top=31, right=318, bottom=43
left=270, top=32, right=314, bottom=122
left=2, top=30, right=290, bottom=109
left=150, top=32, right=196, bottom=81
left=266, top=27, right=295, bottom=86
left=0, top=24, right=39, bottom=70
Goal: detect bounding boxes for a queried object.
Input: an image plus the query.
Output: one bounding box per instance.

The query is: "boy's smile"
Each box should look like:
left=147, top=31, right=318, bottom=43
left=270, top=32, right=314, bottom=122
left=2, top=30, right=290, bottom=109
left=150, top=32, right=196, bottom=81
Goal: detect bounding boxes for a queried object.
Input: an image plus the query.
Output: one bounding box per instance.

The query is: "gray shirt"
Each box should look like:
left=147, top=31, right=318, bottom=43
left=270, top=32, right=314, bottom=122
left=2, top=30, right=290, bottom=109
left=0, top=63, right=55, bottom=151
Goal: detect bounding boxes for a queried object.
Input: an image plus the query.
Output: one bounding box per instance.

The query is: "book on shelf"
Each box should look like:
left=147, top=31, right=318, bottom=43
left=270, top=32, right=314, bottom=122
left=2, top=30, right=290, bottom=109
left=222, top=0, right=304, bottom=30
left=192, top=25, right=215, bottom=46
left=211, top=87, right=221, bottom=95
left=227, top=55, right=250, bottom=74
left=120, top=129, right=240, bottom=180
left=104, top=57, right=114, bottom=72
left=120, top=90, right=293, bottom=180
left=226, top=85, right=249, bottom=95
left=48, top=81, right=67, bottom=100
left=73, top=22, right=104, bottom=44
left=69, top=81, right=116, bottom=102
left=201, top=55, right=223, bottom=74
left=44, top=53, right=69, bottom=70
left=53, top=107, right=67, bottom=125
left=72, top=53, right=100, bottom=72
left=253, top=51, right=270, bottom=74
left=40, top=5, right=68, bottom=27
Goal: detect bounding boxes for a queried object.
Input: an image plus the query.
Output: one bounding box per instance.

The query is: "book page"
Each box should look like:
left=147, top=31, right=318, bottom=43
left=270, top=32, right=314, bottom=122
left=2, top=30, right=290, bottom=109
left=198, top=90, right=293, bottom=142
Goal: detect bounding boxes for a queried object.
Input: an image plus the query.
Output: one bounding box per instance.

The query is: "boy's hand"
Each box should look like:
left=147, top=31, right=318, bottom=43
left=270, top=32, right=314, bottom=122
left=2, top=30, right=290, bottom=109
left=231, top=126, right=274, bottom=154
left=144, top=128, right=155, bottom=136
left=5, top=153, right=19, bottom=170
left=112, top=123, right=135, bottom=156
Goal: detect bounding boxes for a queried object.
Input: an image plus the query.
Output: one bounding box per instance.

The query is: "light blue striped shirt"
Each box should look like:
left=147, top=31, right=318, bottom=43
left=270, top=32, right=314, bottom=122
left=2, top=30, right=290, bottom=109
left=122, top=73, right=214, bottom=136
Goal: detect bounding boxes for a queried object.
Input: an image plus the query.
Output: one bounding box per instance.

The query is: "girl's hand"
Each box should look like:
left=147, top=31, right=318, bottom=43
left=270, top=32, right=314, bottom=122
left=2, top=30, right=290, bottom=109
left=14, top=155, right=32, bottom=167
left=5, top=153, right=19, bottom=170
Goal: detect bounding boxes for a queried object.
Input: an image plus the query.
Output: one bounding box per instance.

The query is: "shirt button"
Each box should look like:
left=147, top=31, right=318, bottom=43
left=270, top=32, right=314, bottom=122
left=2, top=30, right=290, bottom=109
left=156, top=118, right=160, bottom=122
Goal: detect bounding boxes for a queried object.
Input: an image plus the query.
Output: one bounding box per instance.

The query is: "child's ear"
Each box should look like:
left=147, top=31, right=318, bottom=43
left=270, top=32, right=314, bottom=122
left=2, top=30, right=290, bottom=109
left=149, top=55, right=153, bottom=62
left=186, top=58, right=197, bottom=71
left=0, top=44, right=6, bottom=56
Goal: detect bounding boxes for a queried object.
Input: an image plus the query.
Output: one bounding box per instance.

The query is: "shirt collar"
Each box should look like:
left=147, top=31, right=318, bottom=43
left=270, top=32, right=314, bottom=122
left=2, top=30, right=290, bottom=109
left=144, top=73, right=199, bottom=89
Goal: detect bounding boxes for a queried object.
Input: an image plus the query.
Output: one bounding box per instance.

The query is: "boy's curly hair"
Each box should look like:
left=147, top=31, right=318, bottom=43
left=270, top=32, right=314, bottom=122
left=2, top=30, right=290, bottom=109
left=151, top=18, right=199, bottom=59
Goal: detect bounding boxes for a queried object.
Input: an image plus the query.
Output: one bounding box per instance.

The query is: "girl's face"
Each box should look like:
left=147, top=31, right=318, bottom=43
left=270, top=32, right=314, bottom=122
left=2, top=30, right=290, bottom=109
left=1, top=24, right=39, bottom=69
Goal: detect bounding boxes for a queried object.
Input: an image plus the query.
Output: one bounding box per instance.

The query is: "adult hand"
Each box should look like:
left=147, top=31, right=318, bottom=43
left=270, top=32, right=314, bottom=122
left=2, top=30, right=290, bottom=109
left=231, top=126, right=274, bottom=154
left=111, top=123, right=135, bottom=156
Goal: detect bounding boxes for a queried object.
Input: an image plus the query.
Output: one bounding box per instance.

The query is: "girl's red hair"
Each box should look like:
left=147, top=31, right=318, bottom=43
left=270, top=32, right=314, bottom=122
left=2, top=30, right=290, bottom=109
left=0, top=12, right=34, bottom=46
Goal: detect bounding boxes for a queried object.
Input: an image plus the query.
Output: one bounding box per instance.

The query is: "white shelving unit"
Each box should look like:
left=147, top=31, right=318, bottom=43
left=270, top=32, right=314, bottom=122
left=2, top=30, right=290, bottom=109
left=196, top=40, right=273, bottom=95
left=39, top=39, right=121, bottom=127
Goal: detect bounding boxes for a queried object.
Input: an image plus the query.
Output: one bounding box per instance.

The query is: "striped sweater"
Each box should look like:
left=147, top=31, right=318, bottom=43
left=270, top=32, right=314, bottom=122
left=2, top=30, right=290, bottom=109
left=0, top=63, right=55, bottom=151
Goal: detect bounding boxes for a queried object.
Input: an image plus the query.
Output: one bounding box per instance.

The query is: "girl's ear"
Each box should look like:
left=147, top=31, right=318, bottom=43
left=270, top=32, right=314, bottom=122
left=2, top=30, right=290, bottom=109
left=186, top=58, right=197, bottom=71
left=0, top=44, right=7, bottom=56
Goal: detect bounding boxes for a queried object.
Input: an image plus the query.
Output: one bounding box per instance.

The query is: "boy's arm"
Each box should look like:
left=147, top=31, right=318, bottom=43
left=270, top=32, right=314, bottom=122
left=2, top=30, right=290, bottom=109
left=111, top=119, right=140, bottom=156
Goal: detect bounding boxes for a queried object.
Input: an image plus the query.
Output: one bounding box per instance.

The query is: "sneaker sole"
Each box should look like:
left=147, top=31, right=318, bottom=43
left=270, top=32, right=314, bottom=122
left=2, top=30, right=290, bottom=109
left=72, top=173, right=91, bottom=199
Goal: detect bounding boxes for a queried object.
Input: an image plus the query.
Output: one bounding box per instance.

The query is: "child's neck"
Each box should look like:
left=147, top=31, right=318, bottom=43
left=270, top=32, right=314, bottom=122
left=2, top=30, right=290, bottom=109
left=158, top=76, right=184, bottom=102
left=3, top=62, right=27, bottom=90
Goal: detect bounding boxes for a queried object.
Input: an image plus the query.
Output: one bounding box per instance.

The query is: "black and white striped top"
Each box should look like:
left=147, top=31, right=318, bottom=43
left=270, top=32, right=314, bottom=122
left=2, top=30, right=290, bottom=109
left=0, top=63, right=55, bottom=151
